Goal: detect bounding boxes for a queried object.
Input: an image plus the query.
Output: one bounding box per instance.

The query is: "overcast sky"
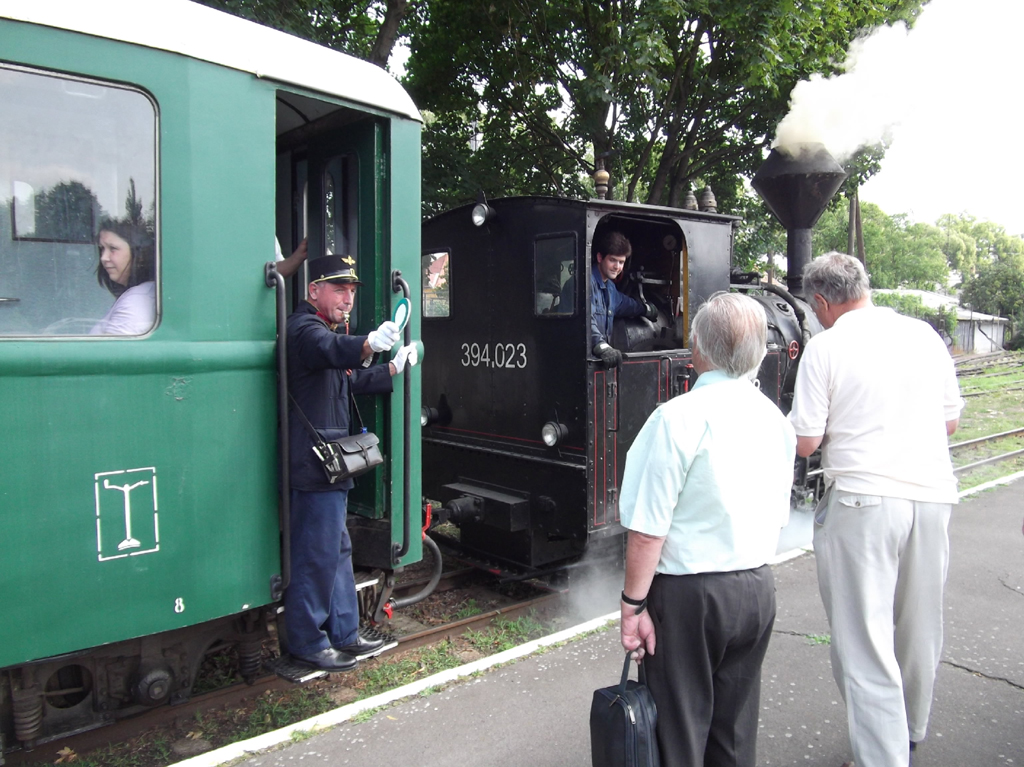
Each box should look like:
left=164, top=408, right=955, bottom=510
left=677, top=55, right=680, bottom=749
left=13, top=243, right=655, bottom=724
left=859, top=0, right=1024, bottom=235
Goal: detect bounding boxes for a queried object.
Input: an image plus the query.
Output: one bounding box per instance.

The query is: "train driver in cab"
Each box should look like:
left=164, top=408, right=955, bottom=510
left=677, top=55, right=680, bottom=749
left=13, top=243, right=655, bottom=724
left=588, top=231, right=657, bottom=368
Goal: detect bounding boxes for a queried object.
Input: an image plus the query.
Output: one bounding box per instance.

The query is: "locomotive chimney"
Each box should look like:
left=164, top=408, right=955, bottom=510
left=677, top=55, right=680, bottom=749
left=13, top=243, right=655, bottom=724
left=751, top=143, right=847, bottom=298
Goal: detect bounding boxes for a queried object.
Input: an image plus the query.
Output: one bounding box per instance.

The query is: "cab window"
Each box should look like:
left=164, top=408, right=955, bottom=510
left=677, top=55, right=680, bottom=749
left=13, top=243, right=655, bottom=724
left=534, top=234, right=576, bottom=316
left=422, top=251, right=450, bottom=318
left=0, top=65, right=157, bottom=337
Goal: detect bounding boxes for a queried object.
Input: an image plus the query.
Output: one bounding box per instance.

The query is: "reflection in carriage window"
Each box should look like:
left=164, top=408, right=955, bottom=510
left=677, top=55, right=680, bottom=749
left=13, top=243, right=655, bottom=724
left=422, top=251, right=450, bottom=318
left=324, top=154, right=357, bottom=257
left=0, top=65, right=157, bottom=337
left=534, top=234, right=576, bottom=316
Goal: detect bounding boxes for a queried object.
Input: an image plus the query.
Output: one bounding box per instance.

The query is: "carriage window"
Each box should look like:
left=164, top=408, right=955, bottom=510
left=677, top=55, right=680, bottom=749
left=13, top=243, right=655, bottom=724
left=324, top=154, right=357, bottom=257
left=422, top=251, right=450, bottom=318
left=534, top=234, right=576, bottom=316
left=0, top=65, right=158, bottom=337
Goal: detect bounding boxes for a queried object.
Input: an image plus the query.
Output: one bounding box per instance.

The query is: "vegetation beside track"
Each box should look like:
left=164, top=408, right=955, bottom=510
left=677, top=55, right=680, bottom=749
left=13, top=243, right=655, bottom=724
left=952, top=351, right=1024, bottom=490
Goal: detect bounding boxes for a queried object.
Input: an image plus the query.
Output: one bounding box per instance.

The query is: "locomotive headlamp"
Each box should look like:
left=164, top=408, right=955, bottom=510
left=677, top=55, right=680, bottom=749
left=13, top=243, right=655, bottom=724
left=421, top=406, right=439, bottom=427
left=541, top=421, right=568, bottom=447
left=471, top=202, right=496, bottom=227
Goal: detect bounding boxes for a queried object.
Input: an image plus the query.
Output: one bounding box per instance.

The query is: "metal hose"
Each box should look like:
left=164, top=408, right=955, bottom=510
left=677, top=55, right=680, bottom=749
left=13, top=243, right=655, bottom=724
left=389, top=535, right=442, bottom=611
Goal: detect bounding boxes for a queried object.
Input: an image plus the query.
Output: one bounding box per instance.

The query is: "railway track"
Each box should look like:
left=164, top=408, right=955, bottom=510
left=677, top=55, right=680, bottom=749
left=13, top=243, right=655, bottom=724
left=949, top=427, right=1024, bottom=476
left=805, top=426, right=1024, bottom=483
left=2, top=571, right=565, bottom=767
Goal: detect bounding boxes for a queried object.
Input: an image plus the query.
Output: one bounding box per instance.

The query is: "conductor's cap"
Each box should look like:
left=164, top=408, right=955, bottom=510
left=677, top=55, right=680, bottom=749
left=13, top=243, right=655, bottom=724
left=308, top=255, right=362, bottom=285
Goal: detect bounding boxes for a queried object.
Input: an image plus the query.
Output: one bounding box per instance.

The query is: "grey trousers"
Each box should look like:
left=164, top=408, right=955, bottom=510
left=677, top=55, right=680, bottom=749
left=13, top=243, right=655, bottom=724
left=814, top=488, right=951, bottom=767
left=645, top=565, right=776, bottom=767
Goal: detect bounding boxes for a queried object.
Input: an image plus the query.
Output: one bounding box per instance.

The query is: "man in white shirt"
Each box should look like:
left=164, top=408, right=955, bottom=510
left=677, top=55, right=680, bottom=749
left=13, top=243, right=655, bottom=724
left=789, top=252, right=963, bottom=767
left=619, top=292, right=796, bottom=767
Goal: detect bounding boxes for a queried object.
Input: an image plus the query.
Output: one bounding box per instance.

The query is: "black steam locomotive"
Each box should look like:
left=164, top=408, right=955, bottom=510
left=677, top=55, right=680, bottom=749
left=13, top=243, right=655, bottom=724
left=419, top=146, right=846, bottom=573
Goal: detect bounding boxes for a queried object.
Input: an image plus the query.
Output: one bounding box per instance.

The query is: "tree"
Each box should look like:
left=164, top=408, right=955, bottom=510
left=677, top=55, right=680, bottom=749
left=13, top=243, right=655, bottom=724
left=809, top=199, right=948, bottom=290
left=732, top=184, right=786, bottom=276
left=956, top=221, right=1024, bottom=328
left=405, top=0, right=925, bottom=214
left=873, top=292, right=956, bottom=339
left=31, top=181, right=101, bottom=242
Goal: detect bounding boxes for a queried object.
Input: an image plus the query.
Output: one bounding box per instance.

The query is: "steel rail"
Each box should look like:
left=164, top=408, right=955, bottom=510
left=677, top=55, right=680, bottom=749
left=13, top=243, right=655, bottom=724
left=949, top=427, right=1024, bottom=450
left=953, top=448, right=1024, bottom=475
left=804, top=426, right=1024, bottom=480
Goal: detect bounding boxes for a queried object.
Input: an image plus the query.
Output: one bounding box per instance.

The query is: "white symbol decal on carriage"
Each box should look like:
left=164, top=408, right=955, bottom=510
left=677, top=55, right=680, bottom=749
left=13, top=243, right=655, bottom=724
left=95, top=467, right=160, bottom=561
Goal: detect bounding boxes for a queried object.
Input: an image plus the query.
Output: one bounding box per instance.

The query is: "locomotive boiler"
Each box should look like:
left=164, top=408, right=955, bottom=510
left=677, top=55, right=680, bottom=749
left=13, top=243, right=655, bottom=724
left=419, top=145, right=846, bottom=574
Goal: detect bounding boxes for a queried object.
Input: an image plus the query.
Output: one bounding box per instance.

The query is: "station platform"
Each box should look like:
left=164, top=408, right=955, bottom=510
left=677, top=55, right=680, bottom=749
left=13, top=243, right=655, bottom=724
left=178, top=479, right=1024, bottom=767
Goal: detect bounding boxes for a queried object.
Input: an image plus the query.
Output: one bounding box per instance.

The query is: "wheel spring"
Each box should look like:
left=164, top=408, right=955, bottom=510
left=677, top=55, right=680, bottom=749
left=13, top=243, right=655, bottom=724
left=238, top=637, right=263, bottom=684
left=12, top=685, right=43, bottom=745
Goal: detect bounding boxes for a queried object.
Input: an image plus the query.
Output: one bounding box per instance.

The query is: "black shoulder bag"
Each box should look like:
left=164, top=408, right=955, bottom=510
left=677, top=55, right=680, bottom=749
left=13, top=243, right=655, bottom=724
left=289, top=392, right=383, bottom=484
left=590, top=651, right=660, bottom=767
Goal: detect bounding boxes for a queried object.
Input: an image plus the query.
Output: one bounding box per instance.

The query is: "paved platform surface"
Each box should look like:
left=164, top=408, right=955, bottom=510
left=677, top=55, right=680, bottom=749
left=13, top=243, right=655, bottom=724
left=237, top=481, right=1024, bottom=767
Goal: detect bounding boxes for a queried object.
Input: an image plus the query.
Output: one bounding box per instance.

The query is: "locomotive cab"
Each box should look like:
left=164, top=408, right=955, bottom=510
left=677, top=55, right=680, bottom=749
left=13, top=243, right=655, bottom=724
left=420, top=196, right=744, bottom=572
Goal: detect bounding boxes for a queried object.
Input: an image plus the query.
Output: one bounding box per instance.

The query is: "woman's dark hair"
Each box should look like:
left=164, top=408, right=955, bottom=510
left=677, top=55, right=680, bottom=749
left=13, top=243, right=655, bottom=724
left=96, top=217, right=155, bottom=296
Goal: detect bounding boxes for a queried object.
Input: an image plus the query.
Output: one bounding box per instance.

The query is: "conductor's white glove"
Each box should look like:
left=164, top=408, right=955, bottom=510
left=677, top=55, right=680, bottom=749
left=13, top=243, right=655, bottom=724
left=367, top=320, right=401, bottom=353
left=392, top=343, right=419, bottom=374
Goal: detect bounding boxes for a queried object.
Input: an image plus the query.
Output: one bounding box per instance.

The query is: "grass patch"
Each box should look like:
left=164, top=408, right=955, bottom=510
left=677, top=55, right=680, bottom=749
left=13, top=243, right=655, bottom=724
left=464, top=613, right=546, bottom=654
left=806, top=633, right=831, bottom=645
left=453, top=599, right=482, bottom=620
left=953, top=353, right=1024, bottom=492
left=234, top=688, right=335, bottom=741
left=349, top=707, right=380, bottom=724
left=353, top=639, right=463, bottom=699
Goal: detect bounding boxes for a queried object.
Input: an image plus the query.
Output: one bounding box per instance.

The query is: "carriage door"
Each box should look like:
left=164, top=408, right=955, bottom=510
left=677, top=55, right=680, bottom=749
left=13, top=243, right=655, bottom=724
left=305, top=120, right=389, bottom=521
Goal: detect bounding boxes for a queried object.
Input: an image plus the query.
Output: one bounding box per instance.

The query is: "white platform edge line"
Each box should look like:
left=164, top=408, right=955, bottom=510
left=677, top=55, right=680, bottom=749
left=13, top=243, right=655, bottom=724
left=958, top=469, right=1024, bottom=498
left=169, top=610, right=621, bottom=767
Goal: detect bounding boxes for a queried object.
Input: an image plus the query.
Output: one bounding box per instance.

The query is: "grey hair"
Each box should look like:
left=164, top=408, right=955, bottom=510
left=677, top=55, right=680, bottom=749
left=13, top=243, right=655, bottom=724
left=803, top=251, right=870, bottom=305
left=689, top=292, right=767, bottom=378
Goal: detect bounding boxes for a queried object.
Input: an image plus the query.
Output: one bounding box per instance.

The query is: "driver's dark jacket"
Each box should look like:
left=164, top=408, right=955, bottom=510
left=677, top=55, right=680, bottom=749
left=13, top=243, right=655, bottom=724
left=286, top=302, right=393, bottom=492
left=589, top=264, right=646, bottom=348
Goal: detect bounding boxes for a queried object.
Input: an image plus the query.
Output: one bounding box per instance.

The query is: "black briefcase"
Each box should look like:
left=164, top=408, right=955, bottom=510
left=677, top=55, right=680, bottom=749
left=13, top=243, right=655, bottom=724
left=590, top=651, right=660, bottom=767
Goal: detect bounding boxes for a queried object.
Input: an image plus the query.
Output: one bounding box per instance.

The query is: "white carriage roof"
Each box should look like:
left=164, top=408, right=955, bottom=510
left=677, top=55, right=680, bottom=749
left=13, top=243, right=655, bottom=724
left=0, top=0, right=421, bottom=122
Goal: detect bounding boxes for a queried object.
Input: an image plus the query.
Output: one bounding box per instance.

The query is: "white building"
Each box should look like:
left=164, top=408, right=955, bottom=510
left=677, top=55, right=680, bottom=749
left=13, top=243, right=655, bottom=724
left=872, top=289, right=1008, bottom=354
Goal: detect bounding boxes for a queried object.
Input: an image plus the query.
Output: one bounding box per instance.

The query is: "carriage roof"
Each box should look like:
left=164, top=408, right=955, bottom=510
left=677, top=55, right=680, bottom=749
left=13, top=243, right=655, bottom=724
left=0, top=0, right=421, bottom=122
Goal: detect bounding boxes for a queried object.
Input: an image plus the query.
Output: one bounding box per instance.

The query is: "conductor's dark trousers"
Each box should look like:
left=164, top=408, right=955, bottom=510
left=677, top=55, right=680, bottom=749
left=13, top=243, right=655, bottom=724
left=284, top=488, right=360, bottom=657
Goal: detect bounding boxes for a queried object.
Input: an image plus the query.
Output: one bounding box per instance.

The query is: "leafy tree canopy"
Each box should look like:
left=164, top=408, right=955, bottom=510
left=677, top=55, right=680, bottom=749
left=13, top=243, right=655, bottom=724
left=404, top=0, right=925, bottom=213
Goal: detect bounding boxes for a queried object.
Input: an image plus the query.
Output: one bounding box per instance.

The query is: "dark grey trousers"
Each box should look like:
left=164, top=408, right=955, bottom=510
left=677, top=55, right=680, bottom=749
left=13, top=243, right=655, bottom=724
left=644, top=565, right=776, bottom=767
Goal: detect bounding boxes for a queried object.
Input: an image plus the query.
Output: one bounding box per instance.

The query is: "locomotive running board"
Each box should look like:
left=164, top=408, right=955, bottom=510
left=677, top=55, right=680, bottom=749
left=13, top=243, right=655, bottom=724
left=265, top=656, right=329, bottom=684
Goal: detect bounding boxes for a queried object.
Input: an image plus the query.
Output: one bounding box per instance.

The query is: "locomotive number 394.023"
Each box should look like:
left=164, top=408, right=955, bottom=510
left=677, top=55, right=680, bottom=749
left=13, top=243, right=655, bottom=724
left=460, top=342, right=527, bottom=369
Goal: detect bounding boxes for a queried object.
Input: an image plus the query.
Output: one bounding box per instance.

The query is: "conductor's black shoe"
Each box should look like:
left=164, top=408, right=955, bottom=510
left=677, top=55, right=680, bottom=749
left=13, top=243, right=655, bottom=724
left=336, top=627, right=397, bottom=660
left=292, top=647, right=358, bottom=672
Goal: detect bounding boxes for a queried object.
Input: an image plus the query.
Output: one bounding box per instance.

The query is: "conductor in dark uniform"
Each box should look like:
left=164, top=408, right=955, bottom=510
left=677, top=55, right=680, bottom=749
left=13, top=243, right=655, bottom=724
left=285, top=255, right=418, bottom=671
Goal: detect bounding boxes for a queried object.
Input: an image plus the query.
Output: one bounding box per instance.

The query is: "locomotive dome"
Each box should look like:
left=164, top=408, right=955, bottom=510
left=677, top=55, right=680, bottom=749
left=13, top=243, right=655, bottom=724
left=0, top=0, right=422, bottom=123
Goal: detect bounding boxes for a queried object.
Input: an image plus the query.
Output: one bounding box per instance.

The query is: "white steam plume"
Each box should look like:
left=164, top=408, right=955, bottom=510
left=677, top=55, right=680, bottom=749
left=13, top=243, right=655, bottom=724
left=773, top=22, right=916, bottom=161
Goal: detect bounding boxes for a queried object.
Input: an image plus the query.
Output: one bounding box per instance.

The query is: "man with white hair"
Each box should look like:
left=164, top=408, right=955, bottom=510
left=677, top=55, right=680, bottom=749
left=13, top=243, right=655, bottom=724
left=790, top=252, right=963, bottom=767
left=619, top=292, right=796, bottom=767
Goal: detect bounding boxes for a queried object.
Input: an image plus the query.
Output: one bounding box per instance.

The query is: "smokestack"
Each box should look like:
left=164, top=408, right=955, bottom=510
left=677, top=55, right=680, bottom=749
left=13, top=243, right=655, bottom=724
left=751, top=143, right=847, bottom=297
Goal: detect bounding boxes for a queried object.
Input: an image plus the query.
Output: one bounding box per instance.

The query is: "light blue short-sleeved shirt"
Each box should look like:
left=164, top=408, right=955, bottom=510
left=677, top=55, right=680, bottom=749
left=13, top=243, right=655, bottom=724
left=619, top=370, right=797, bottom=575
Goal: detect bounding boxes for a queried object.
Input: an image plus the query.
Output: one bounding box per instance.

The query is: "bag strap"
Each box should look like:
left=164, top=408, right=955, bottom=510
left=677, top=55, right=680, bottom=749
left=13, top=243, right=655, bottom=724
left=288, top=392, right=330, bottom=450
left=346, top=370, right=367, bottom=433
left=618, top=650, right=648, bottom=693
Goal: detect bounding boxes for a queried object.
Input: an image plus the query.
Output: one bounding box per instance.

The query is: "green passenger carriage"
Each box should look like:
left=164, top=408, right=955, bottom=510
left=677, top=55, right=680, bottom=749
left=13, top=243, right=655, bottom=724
left=0, top=0, right=422, bottom=753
